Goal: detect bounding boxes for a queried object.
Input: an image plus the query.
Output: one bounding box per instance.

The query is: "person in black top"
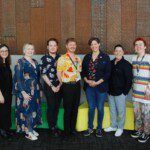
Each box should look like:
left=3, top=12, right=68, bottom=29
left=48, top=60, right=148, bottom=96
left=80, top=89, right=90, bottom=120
left=41, top=38, right=62, bottom=137
left=82, top=37, right=111, bottom=137
left=0, top=44, right=13, bottom=139
left=104, top=44, right=133, bottom=137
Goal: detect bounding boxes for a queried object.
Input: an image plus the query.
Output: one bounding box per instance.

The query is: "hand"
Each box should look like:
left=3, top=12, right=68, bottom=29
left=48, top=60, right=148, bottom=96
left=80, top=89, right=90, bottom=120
left=22, top=91, right=32, bottom=101
left=0, top=94, right=5, bottom=104
left=51, top=86, right=59, bottom=93
left=40, top=91, right=43, bottom=98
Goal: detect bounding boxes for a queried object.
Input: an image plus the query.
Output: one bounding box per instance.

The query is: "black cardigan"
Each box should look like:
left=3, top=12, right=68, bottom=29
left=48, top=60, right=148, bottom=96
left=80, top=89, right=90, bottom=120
left=82, top=52, right=111, bottom=92
left=108, top=57, right=133, bottom=96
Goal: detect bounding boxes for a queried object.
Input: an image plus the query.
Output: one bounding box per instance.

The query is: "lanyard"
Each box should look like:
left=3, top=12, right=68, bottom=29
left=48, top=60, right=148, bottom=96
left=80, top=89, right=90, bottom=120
left=136, top=55, right=145, bottom=74
left=68, top=55, right=78, bottom=70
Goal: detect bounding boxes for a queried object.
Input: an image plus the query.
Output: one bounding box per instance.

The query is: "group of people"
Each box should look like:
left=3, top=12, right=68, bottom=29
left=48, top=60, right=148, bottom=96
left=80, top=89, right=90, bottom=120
left=0, top=37, right=149, bottom=143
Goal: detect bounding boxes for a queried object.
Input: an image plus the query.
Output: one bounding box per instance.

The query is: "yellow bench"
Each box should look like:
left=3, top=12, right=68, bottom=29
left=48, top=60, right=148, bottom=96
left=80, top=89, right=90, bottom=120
left=76, top=101, right=134, bottom=131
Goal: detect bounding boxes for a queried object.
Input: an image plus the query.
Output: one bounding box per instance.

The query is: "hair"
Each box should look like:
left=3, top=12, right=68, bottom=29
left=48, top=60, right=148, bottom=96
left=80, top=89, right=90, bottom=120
left=65, top=38, right=77, bottom=45
left=88, top=37, right=100, bottom=46
left=0, top=44, right=11, bottom=67
left=23, top=43, right=34, bottom=54
left=114, top=44, right=124, bottom=51
left=133, top=37, right=147, bottom=46
left=47, top=38, right=59, bottom=46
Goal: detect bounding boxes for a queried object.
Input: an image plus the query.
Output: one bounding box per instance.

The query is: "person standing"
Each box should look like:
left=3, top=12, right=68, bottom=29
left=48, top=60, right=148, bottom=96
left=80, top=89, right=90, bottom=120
left=82, top=37, right=111, bottom=137
left=131, top=38, right=150, bottom=143
left=41, top=38, right=62, bottom=137
left=0, top=44, right=13, bottom=139
left=104, top=45, right=133, bottom=137
left=57, top=38, right=82, bottom=138
left=13, top=43, right=42, bottom=141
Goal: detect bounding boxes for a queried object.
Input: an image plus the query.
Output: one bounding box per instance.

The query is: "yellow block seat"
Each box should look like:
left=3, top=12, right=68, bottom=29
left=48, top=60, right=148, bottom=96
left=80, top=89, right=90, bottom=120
left=76, top=101, right=134, bottom=131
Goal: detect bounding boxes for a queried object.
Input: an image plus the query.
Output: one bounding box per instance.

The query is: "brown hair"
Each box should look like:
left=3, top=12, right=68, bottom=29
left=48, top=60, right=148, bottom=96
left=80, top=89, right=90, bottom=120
left=47, top=38, right=59, bottom=46
left=65, top=38, right=76, bottom=45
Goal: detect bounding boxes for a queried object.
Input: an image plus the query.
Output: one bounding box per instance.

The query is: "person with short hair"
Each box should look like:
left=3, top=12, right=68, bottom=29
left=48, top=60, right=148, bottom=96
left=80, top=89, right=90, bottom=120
left=82, top=37, right=111, bottom=137
left=104, top=44, right=133, bottom=137
left=131, top=38, right=150, bottom=143
left=13, top=43, right=42, bottom=141
left=41, top=38, right=62, bottom=137
left=57, top=38, right=82, bottom=138
left=0, top=44, right=13, bottom=139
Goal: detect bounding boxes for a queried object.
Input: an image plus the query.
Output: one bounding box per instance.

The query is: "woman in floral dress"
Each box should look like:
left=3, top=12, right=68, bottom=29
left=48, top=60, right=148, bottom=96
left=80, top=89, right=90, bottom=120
left=13, top=43, right=42, bottom=140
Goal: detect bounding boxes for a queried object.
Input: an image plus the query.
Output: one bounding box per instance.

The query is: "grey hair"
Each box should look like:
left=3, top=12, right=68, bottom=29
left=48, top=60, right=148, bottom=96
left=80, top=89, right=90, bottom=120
left=23, top=43, right=34, bottom=54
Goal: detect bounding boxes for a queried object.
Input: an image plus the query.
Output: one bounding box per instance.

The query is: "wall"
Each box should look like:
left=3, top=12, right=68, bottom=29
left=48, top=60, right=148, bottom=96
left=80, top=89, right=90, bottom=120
left=0, top=0, right=149, bottom=55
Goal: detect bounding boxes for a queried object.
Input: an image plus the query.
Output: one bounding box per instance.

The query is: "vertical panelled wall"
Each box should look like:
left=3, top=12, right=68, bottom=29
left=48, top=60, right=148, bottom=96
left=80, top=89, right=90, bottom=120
left=0, top=0, right=149, bottom=54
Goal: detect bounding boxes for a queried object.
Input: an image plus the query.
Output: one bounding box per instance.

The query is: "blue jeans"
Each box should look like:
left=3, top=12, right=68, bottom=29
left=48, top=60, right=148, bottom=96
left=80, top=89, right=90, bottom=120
left=86, top=86, right=107, bottom=130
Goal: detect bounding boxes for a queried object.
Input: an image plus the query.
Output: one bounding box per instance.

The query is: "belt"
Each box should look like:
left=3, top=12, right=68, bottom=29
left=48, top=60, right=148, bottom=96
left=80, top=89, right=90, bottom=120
left=63, top=81, right=79, bottom=85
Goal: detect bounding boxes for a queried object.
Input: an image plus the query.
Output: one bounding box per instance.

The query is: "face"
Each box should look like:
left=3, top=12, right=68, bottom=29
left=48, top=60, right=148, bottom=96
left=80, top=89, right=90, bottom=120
left=66, top=41, right=76, bottom=53
left=90, top=40, right=100, bottom=52
left=0, top=46, right=9, bottom=60
left=114, top=47, right=124, bottom=60
left=47, top=41, right=58, bottom=54
left=24, top=45, right=35, bottom=57
left=134, top=40, right=146, bottom=55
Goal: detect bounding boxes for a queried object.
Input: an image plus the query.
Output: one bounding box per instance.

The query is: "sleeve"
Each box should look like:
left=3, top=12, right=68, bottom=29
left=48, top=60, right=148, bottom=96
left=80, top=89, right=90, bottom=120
left=57, top=56, right=65, bottom=72
left=81, top=55, right=88, bottom=78
left=13, top=60, right=26, bottom=93
left=102, top=55, right=111, bottom=82
left=40, top=56, right=48, bottom=75
left=123, top=62, right=133, bottom=95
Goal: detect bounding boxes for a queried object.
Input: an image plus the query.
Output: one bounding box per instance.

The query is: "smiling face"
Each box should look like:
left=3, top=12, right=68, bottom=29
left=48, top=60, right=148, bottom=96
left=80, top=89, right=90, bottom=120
left=66, top=41, right=77, bottom=53
left=90, top=40, right=100, bottom=52
left=114, top=46, right=124, bottom=60
left=0, top=46, right=9, bottom=60
left=134, top=40, right=146, bottom=55
left=24, top=44, right=35, bottom=57
left=47, top=40, right=58, bottom=54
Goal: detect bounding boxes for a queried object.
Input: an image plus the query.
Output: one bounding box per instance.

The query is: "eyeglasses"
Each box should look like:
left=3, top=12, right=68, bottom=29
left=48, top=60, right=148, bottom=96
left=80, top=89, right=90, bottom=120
left=0, top=50, right=8, bottom=53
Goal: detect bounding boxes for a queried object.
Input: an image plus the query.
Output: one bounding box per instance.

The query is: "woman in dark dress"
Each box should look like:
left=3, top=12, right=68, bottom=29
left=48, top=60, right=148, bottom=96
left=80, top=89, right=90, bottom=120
left=13, top=43, right=42, bottom=141
left=0, top=44, right=12, bottom=139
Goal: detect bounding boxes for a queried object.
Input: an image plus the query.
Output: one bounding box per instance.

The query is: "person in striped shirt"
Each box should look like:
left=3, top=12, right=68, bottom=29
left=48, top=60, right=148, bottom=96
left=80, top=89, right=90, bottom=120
left=131, top=38, right=150, bottom=143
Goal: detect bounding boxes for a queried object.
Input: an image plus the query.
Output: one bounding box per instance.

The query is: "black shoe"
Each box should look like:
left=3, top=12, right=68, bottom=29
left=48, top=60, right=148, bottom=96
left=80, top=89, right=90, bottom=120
left=96, top=129, right=102, bottom=137
left=0, top=130, right=10, bottom=139
left=71, top=130, right=78, bottom=136
left=131, top=131, right=143, bottom=138
left=138, top=133, right=149, bottom=143
left=51, top=128, right=59, bottom=138
left=83, top=129, right=93, bottom=136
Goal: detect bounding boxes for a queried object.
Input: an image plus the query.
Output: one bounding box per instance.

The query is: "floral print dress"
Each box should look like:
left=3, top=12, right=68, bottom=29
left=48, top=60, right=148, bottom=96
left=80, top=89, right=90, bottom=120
left=13, top=57, right=42, bottom=133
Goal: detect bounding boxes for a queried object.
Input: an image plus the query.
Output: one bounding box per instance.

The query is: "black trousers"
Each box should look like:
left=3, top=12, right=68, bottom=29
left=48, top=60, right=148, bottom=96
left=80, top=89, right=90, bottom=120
left=43, top=83, right=62, bottom=130
left=62, top=81, right=81, bottom=136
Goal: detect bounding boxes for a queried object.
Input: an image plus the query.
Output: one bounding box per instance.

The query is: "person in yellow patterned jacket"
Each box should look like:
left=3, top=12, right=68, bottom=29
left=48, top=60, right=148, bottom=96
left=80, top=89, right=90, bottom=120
left=57, top=38, right=81, bottom=139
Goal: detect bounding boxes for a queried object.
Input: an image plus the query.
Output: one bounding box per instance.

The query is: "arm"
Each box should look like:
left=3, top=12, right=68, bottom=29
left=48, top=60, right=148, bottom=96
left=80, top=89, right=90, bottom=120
left=0, top=90, right=4, bottom=104
left=123, top=62, right=133, bottom=95
left=14, top=60, right=31, bottom=100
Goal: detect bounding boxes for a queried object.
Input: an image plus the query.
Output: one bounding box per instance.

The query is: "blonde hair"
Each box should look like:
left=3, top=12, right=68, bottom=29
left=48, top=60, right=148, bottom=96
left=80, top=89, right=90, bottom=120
left=23, top=43, right=35, bottom=54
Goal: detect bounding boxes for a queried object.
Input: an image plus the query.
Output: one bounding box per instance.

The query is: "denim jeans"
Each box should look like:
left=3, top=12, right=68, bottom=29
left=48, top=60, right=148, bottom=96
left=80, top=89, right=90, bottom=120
left=86, top=86, right=107, bottom=130
left=108, top=94, right=126, bottom=129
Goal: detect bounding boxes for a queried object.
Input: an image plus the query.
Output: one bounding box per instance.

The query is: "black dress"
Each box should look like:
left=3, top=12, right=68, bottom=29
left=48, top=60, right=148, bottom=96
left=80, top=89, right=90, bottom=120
left=0, top=64, right=12, bottom=130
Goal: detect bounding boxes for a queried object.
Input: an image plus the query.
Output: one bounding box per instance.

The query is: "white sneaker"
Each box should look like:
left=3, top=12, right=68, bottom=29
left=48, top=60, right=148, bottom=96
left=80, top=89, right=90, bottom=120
left=33, top=130, right=39, bottom=137
left=104, top=127, right=117, bottom=132
left=115, top=129, right=123, bottom=137
left=25, top=132, right=38, bottom=141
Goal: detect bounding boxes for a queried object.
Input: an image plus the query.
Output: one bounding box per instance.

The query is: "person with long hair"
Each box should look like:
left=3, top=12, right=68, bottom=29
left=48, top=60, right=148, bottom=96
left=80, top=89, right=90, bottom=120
left=13, top=43, right=42, bottom=141
left=0, top=44, right=13, bottom=139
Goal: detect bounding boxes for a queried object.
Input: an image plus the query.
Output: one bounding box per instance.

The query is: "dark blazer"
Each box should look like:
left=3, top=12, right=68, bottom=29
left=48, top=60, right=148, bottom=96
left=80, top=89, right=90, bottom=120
left=82, top=51, right=111, bottom=92
left=108, top=57, right=133, bottom=96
